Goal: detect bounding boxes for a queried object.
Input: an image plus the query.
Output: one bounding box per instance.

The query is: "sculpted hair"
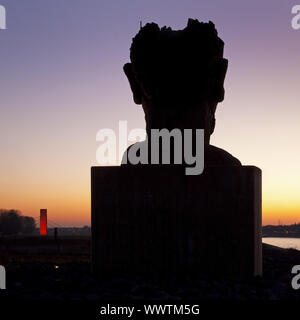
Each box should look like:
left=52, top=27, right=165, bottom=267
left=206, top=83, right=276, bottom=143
left=128, top=19, right=225, bottom=106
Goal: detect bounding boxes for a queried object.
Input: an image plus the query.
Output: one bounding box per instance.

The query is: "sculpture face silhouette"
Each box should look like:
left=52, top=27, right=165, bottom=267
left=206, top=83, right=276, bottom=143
left=123, top=19, right=241, bottom=165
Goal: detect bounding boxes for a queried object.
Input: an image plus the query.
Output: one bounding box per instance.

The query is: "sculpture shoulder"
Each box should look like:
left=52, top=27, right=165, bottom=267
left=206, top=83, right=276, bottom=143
left=205, top=145, right=242, bottom=166
left=121, top=142, right=242, bottom=166
left=121, top=142, right=145, bottom=165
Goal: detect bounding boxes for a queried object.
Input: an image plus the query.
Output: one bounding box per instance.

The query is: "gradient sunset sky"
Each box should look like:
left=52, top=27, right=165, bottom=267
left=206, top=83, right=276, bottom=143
left=0, top=0, right=299, bottom=226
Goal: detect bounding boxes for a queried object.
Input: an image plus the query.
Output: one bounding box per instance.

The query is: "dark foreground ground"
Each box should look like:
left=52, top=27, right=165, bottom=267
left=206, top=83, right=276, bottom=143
left=0, top=237, right=300, bottom=301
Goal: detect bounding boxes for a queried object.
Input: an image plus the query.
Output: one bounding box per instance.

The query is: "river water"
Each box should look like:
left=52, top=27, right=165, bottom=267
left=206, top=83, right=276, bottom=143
left=262, top=237, right=300, bottom=250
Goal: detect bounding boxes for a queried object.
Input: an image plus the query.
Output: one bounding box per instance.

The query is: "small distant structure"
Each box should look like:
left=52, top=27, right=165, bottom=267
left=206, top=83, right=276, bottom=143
left=40, top=209, right=47, bottom=236
left=54, top=227, right=58, bottom=240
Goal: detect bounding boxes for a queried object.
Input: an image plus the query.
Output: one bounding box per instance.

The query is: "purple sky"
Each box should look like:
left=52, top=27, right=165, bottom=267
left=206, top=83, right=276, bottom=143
left=0, top=0, right=299, bottom=225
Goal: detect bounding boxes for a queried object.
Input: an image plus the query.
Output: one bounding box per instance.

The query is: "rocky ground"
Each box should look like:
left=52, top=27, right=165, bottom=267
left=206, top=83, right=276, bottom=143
left=0, top=238, right=300, bottom=301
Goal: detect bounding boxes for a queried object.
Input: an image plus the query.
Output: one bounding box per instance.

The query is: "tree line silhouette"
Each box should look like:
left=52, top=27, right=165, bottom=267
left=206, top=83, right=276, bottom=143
left=0, top=209, right=36, bottom=235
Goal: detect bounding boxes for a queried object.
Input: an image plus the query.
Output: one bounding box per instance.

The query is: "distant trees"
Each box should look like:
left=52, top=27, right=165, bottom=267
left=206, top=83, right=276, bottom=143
left=0, top=210, right=36, bottom=235
left=20, top=216, right=36, bottom=234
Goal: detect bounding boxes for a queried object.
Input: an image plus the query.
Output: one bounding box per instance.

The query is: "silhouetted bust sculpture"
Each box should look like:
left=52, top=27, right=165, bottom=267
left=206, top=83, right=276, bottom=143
left=122, top=19, right=241, bottom=166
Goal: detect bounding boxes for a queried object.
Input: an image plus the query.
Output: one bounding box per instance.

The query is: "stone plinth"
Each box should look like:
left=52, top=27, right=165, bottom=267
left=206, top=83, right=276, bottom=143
left=91, top=165, right=262, bottom=277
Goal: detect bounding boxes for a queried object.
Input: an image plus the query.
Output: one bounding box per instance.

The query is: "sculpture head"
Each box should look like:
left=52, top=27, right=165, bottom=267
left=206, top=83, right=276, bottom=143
left=124, top=19, right=228, bottom=144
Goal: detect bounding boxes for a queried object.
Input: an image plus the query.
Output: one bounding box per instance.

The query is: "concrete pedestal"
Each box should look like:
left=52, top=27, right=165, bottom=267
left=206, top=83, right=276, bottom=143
left=91, top=165, right=262, bottom=277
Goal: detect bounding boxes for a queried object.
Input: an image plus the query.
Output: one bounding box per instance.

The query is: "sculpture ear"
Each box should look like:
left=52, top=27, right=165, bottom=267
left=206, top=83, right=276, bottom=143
left=213, top=58, right=228, bottom=102
left=123, top=63, right=142, bottom=105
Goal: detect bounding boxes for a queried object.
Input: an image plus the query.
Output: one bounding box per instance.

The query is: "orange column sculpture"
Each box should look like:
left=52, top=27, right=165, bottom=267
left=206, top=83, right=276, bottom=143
left=40, top=209, right=47, bottom=236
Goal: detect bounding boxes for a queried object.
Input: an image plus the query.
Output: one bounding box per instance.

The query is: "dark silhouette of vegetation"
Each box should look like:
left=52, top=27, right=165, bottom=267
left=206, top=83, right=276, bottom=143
left=20, top=216, right=36, bottom=234
left=0, top=209, right=36, bottom=235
